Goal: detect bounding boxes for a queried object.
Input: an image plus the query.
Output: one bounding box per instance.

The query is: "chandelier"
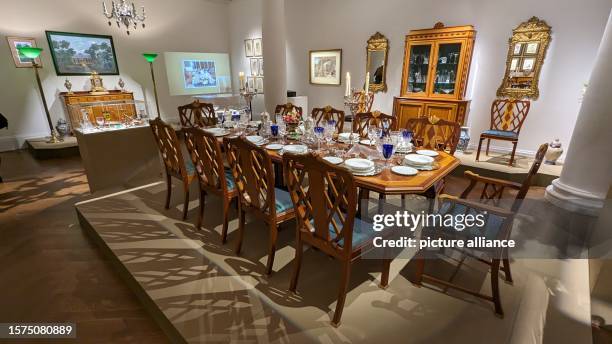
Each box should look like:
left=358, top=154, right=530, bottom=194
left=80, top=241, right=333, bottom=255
left=102, top=0, right=146, bottom=35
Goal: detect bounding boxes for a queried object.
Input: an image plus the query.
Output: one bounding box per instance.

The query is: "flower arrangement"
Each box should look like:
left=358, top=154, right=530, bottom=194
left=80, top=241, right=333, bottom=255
left=282, top=108, right=301, bottom=124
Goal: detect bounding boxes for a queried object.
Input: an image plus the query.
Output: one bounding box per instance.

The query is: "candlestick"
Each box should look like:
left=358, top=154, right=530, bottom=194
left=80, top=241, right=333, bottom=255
left=365, top=72, right=370, bottom=93
left=239, top=72, right=245, bottom=91
left=345, top=72, right=351, bottom=97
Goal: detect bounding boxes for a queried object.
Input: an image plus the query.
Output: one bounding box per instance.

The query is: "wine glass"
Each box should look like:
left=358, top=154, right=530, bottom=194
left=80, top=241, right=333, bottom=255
left=324, top=121, right=335, bottom=148
left=270, top=124, right=279, bottom=139
left=381, top=137, right=396, bottom=168
left=314, top=126, right=325, bottom=151
left=368, top=127, right=381, bottom=146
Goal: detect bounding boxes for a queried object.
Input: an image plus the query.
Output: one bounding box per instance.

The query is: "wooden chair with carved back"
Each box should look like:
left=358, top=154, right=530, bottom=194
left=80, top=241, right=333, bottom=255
left=406, top=116, right=461, bottom=155
left=178, top=100, right=218, bottom=128
left=352, top=111, right=397, bottom=138
left=150, top=118, right=196, bottom=220
left=183, top=127, right=237, bottom=242
left=283, top=152, right=392, bottom=327
left=311, top=105, right=345, bottom=133
left=413, top=143, right=548, bottom=317
left=476, top=99, right=531, bottom=166
left=224, top=136, right=296, bottom=274
left=274, top=102, right=303, bottom=120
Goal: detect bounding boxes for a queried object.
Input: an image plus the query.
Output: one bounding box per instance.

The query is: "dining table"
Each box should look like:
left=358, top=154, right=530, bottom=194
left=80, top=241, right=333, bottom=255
left=210, top=125, right=460, bottom=197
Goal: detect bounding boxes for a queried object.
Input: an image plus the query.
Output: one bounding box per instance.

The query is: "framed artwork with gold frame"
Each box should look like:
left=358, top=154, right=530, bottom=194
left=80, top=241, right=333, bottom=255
left=497, top=17, right=552, bottom=100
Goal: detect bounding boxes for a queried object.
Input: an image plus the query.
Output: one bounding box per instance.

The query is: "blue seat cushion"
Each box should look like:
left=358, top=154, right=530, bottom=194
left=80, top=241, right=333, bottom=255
left=224, top=168, right=235, bottom=190
left=275, top=188, right=294, bottom=214
left=309, top=216, right=377, bottom=249
left=185, top=159, right=196, bottom=175
left=436, top=202, right=505, bottom=242
left=482, top=129, right=518, bottom=139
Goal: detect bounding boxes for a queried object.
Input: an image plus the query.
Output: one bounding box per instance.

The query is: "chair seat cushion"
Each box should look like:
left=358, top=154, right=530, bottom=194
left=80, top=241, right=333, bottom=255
left=435, top=202, right=505, bottom=242
left=275, top=188, right=294, bottom=214
left=185, top=159, right=196, bottom=175
left=482, top=129, right=518, bottom=139
left=224, top=168, right=235, bottom=190
left=309, top=216, right=377, bottom=249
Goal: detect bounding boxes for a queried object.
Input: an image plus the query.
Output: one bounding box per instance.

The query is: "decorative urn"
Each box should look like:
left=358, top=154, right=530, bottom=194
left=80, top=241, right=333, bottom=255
left=544, top=139, right=563, bottom=165
left=457, top=126, right=471, bottom=152
left=55, top=118, right=69, bottom=137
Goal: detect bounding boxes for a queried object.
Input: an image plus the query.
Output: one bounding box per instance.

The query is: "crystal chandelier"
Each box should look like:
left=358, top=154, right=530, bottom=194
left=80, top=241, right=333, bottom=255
left=102, top=0, right=146, bottom=35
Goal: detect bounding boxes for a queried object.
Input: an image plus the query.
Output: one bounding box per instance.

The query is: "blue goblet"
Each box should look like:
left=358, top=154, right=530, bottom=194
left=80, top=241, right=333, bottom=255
left=382, top=142, right=395, bottom=168
left=314, top=126, right=325, bottom=150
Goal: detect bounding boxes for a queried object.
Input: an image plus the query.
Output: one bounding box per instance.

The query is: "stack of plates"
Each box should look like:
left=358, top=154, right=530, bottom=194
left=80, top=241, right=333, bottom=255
left=282, top=144, right=308, bottom=155
left=416, top=149, right=439, bottom=157
left=395, top=143, right=413, bottom=154
left=337, top=133, right=359, bottom=144
left=246, top=135, right=265, bottom=145
left=323, top=156, right=343, bottom=165
left=265, top=143, right=284, bottom=150
left=404, top=154, right=435, bottom=170
left=344, top=158, right=377, bottom=176
left=204, top=127, right=229, bottom=137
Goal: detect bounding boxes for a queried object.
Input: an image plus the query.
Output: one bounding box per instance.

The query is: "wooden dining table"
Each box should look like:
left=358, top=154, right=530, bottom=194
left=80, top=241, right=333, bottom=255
left=211, top=126, right=460, bottom=196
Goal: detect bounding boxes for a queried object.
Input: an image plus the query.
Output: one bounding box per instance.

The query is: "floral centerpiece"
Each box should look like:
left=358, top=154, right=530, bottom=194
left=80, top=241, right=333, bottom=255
left=282, top=108, right=301, bottom=137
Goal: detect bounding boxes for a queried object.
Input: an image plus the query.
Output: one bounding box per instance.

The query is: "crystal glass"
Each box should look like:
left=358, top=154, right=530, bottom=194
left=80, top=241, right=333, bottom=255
left=270, top=124, right=279, bottom=138
left=368, top=127, right=381, bottom=145
left=381, top=138, right=396, bottom=168
left=314, top=126, right=325, bottom=150
left=324, top=121, right=335, bottom=147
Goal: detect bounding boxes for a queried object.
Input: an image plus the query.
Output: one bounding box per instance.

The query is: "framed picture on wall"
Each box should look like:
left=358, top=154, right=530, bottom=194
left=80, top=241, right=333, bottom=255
left=246, top=76, right=255, bottom=91
left=309, top=49, right=342, bottom=85
left=525, top=42, right=539, bottom=54
left=250, top=58, right=258, bottom=76
left=510, top=58, right=519, bottom=71
left=522, top=58, right=535, bottom=71
left=513, top=43, right=522, bottom=55
left=244, top=39, right=254, bottom=57
left=45, top=31, right=119, bottom=75
left=255, top=76, right=264, bottom=94
left=6, top=36, right=42, bottom=67
left=253, top=38, right=262, bottom=57
left=258, top=58, right=264, bottom=76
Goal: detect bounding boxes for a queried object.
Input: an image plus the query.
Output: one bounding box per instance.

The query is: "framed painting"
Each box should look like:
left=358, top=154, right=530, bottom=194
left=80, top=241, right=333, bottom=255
left=7, top=37, right=42, bottom=67
left=45, top=31, right=119, bottom=75
left=250, top=58, right=258, bottom=76
left=245, top=39, right=254, bottom=57
left=309, top=49, right=342, bottom=85
left=255, top=76, right=264, bottom=94
left=253, top=38, right=262, bottom=57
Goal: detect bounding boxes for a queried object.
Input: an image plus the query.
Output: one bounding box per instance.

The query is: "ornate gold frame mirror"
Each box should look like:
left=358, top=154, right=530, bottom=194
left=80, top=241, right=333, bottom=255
left=497, top=17, right=551, bottom=100
left=366, top=32, right=389, bottom=93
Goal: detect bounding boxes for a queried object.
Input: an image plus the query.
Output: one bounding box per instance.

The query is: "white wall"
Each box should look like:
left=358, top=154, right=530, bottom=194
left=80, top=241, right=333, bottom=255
left=0, top=0, right=229, bottom=151
left=282, top=0, right=612, bottom=158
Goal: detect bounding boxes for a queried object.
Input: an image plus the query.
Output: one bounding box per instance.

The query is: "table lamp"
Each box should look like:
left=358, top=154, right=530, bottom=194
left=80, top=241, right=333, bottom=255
left=143, top=53, right=160, bottom=118
left=17, top=46, right=62, bottom=143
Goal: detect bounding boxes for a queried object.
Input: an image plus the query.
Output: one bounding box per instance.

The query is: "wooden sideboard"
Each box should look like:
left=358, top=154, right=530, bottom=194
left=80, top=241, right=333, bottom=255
left=393, top=23, right=475, bottom=126
left=60, top=90, right=137, bottom=129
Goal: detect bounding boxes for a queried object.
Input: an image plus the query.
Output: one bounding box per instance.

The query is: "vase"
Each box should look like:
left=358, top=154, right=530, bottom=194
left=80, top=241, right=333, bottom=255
left=457, top=126, right=470, bottom=152
left=544, top=139, right=563, bottom=165
left=56, top=118, right=69, bottom=137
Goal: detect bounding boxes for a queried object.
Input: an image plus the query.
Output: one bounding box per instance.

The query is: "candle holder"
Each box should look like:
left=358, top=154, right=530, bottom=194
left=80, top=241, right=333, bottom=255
left=240, top=88, right=257, bottom=120
left=343, top=88, right=374, bottom=121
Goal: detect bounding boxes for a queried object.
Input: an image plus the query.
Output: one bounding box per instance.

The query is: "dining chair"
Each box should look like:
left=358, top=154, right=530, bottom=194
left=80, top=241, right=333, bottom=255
left=414, top=143, right=548, bottom=317
left=283, top=152, right=392, bottom=327
left=406, top=116, right=461, bottom=154
left=183, top=127, right=237, bottom=242
left=224, top=136, right=296, bottom=274
left=274, top=102, right=303, bottom=120
left=149, top=118, right=196, bottom=220
left=311, top=105, right=345, bottom=132
left=178, top=100, right=218, bottom=128
left=476, top=99, right=531, bottom=166
left=352, top=111, right=397, bottom=138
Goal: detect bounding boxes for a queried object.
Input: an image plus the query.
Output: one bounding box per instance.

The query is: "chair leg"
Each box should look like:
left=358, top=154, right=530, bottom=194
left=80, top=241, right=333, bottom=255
left=197, top=190, right=206, bottom=229
left=221, top=199, right=231, bottom=244
left=357, top=189, right=370, bottom=219
left=289, top=233, right=304, bottom=293
left=414, top=256, right=425, bottom=287
left=235, top=206, right=246, bottom=254
left=331, top=260, right=352, bottom=327
left=164, top=174, right=172, bottom=209
left=502, top=258, right=513, bottom=284
left=380, top=258, right=392, bottom=289
left=401, top=194, right=406, bottom=208
left=182, top=187, right=190, bottom=220
left=509, top=141, right=518, bottom=166
left=491, top=259, right=504, bottom=317
left=475, top=137, right=484, bottom=161
left=265, top=222, right=279, bottom=275
left=486, top=138, right=491, bottom=156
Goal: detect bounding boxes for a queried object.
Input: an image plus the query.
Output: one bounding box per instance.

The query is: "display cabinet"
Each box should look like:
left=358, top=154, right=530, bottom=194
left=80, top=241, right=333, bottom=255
left=394, top=23, right=476, bottom=126
left=61, top=90, right=140, bottom=130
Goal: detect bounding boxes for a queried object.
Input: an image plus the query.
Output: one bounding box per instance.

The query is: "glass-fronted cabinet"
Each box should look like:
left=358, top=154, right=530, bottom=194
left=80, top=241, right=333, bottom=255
left=407, top=43, right=432, bottom=94
left=432, top=42, right=462, bottom=96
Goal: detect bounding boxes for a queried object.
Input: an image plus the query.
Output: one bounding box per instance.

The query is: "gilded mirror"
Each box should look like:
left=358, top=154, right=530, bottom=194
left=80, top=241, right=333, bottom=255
left=497, top=17, right=551, bottom=100
left=366, top=32, right=389, bottom=93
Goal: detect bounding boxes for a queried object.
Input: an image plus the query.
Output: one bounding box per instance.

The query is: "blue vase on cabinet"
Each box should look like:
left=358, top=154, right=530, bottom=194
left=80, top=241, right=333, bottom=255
left=457, top=126, right=470, bottom=152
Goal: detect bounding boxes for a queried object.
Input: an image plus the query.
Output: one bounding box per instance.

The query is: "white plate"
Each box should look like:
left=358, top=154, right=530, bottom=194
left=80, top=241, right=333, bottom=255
left=404, top=154, right=434, bottom=166
left=283, top=144, right=308, bottom=154
left=391, top=166, right=418, bottom=176
left=246, top=135, right=264, bottom=144
left=323, top=156, right=343, bottom=165
left=416, top=149, right=439, bottom=157
left=265, top=143, right=284, bottom=150
left=345, top=158, right=375, bottom=171
left=204, top=128, right=228, bottom=136
left=359, top=139, right=375, bottom=145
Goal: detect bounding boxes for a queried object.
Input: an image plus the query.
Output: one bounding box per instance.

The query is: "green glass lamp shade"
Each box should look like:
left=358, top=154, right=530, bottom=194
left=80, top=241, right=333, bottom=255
left=143, top=53, right=158, bottom=63
left=17, top=47, right=43, bottom=59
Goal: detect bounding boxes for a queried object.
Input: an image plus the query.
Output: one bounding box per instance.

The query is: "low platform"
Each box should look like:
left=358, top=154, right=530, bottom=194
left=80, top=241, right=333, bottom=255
left=26, top=136, right=79, bottom=159
left=74, top=182, right=590, bottom=343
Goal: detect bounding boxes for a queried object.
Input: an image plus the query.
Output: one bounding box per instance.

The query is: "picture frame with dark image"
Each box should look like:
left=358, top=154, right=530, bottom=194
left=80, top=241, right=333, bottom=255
left=45, top=31, right=119, bottom=75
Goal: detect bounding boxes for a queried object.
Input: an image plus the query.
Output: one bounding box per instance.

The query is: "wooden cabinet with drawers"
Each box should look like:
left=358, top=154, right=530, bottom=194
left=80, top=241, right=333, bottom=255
left=60, top=90, right=137, bottom=130
left=394, top=98, right=469, bottom=129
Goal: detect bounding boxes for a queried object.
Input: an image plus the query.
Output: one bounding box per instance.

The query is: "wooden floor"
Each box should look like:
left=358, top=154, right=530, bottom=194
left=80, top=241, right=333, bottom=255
left=0, top=150, right=168, bottom=343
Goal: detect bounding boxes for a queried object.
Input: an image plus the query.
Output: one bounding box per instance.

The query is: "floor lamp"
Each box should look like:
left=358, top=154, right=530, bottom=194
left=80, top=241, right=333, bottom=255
left=143, top=53, right=160, bottom=118
left=17, top=46, right=62, bottom=143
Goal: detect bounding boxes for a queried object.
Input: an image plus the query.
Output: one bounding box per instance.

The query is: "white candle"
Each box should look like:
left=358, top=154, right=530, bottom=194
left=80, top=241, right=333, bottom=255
left=365, top=72, right=370, bottom=93
left=345, top=72, right=351, bottom=97
left=239, top=72, right=245, bottom=90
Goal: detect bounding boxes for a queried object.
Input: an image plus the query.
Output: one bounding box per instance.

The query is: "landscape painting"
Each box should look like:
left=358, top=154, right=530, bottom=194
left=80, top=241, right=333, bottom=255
left=45, top=31, right=119, bottom=75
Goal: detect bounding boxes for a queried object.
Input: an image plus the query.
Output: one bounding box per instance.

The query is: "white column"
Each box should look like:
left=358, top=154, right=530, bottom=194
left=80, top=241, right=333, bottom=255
left=545, top=10, right=612, bottom=216
left=261, top=0, right=287, bottom=114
